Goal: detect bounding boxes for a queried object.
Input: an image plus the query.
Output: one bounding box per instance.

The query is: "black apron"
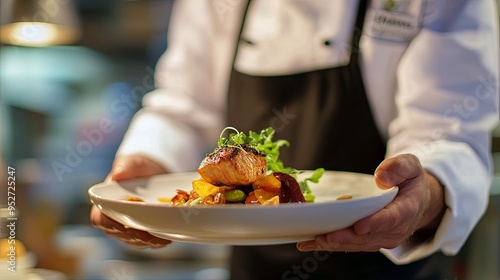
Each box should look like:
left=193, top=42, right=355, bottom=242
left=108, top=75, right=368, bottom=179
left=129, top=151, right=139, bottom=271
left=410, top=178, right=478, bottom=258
left=227, top=1, right=455, bottom=279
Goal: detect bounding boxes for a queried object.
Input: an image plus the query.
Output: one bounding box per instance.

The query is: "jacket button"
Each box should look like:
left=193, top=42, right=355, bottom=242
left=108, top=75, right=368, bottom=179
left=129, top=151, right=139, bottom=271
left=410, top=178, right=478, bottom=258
left=323, top=40, right=332, bottom=46
left=241, top=38, right=254, bottom=45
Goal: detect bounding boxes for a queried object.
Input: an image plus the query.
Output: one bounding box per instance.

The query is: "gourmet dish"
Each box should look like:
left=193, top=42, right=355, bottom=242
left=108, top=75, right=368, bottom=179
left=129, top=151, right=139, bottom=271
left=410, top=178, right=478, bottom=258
left=129, top=127, right=324, bottom=206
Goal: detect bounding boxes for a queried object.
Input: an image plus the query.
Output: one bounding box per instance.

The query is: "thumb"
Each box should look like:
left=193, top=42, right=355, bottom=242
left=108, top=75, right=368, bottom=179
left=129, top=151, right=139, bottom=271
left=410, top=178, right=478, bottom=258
left=109, top=155, right=168, bottom=181
left=374, top=154, right=423, bottom=190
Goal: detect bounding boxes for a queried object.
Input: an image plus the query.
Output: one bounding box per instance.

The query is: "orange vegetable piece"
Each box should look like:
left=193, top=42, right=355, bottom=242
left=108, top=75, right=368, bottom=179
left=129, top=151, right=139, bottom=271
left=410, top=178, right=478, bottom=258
left=252, top=174, right=281, bottom=195
left=254, top=189, right=277, bottom=204
left=126, top=195, right=144, bottom=202
left=262, top=195, right=280, bottom=205
left=192, top=180, right=219, bottom=198
left=336, top=195, right=353, bottom=200
left=157, top=197, right=172, bottom=203
left=245, top=191, right=260, bottom=204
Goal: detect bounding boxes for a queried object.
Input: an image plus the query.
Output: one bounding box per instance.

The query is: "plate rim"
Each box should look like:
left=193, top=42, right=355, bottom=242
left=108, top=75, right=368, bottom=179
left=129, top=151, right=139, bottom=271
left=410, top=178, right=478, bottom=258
left=88, top=170, right=399, bottom=245
left=88, top=170, right=398, bottom=209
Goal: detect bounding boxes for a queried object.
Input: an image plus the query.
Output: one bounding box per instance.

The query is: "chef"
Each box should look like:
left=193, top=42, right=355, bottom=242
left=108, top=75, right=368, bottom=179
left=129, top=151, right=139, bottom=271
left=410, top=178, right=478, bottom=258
left=91, top=0, right=499, bottom=279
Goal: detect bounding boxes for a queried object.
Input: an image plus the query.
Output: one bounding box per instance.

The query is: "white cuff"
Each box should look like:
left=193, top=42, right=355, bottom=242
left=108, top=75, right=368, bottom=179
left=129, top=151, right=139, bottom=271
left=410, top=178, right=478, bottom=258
left=381, top=140, right=491, bottom=264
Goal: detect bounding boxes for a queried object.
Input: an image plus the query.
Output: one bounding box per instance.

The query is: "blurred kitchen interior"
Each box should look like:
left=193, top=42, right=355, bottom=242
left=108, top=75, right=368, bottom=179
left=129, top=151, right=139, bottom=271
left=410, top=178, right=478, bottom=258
left=0, top=0, right=229, bottom=279
left=0, top=0, right=499, bottom=280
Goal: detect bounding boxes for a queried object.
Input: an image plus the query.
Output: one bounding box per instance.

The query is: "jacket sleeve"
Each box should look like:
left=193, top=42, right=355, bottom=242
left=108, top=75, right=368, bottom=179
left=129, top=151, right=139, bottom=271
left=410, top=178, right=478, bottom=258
left=380, top=0, right=499, bottom=264
left=115, top=0, right=240, bottom=172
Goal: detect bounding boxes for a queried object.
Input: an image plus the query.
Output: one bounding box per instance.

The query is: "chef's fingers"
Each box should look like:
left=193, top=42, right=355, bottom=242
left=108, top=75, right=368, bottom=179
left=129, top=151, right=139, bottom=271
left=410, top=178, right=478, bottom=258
left=374, top=153, right=423, bottom=190
left=90, top=205, right=127, bottom=232
left=91, top=205, right=171, bottom=247
left=297, top=228, right=400, bottom=252
left=105, top=231, right=170, bottom=248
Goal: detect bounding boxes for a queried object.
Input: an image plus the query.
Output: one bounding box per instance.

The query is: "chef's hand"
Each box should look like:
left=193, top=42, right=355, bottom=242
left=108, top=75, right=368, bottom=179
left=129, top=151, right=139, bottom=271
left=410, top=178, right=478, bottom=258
left=90, top=155, right=172, bottom=248
left=297, top=153, right=446, bottom=252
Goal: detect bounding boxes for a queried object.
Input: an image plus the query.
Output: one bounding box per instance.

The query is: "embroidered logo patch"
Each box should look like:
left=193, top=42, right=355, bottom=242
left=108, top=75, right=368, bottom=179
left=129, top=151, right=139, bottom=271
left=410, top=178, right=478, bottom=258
left=365, top=0, right=424, bottom=42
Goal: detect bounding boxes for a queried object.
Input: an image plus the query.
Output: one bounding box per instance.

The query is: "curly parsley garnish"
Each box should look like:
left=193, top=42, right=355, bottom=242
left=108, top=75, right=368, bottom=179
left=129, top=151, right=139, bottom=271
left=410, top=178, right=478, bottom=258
left=217, top=127, right=324, bottom=202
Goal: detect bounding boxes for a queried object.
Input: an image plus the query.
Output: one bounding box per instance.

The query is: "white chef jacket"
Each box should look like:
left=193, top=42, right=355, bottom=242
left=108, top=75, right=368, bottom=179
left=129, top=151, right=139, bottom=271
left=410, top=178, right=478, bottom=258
left=116, top=0, right=500, bottom=265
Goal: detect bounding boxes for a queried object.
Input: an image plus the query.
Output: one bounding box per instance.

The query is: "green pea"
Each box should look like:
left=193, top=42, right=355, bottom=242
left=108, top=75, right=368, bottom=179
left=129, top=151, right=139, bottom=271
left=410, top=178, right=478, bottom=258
left=225, top=189, right=247, bottom=202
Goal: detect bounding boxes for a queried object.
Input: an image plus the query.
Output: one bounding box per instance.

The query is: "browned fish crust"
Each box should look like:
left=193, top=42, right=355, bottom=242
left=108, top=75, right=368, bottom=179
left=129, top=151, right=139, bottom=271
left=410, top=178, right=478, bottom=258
left=198, top=144, right=266, bottom=186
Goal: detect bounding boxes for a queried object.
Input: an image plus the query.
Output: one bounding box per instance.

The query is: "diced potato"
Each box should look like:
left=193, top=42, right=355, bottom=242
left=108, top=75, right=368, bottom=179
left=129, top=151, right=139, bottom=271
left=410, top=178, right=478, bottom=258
left=192, top=180, right=219, bottom=198
left=252, top=174, right=281, bottom=195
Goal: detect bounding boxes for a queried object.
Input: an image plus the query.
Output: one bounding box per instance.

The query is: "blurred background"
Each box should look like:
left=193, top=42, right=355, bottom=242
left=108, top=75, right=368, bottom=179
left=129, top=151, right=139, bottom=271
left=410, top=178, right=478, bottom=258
left=0, top=0, right=230, bottom=279
left=0, top=0, right=499, bottom=279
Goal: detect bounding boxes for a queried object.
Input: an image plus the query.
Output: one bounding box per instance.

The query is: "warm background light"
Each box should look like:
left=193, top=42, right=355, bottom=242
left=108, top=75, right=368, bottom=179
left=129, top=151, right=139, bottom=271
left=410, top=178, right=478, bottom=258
left=0, top=0, right=80, bottom=47
left=0, top=22, right=79, bottom=47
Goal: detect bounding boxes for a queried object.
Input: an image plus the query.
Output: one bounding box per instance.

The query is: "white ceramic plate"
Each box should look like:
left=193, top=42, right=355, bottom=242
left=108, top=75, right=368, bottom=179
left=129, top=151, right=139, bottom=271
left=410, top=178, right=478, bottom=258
left=88, top=171, right=397, bottom=245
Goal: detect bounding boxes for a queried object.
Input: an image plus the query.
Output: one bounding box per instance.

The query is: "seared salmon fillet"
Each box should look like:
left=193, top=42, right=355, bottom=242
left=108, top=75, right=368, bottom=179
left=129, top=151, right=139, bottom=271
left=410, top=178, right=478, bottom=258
left=198, top=144, right=266, bottom=186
